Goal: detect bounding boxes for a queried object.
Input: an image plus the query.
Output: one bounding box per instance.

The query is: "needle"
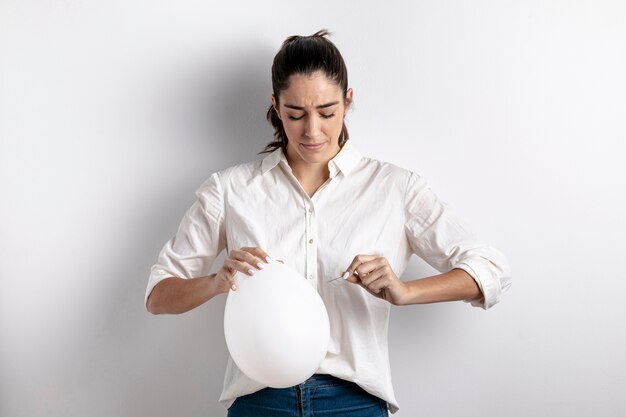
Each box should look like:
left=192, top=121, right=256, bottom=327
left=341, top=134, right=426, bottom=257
left=328, top=271, right=352, bottom=283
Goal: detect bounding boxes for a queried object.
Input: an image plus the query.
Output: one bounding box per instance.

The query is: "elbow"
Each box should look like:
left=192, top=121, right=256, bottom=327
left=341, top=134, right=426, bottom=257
left=145, top=278, right=173, bottom=315
left=145, top=277, right=186, bottom=315
left=146, top=291, right=162, bottom=315
left=146, top=299, right=157, bottom=315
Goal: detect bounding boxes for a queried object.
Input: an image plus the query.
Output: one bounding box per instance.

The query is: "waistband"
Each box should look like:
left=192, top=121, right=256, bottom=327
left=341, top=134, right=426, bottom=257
left=300, top=373, right=355, bottom=388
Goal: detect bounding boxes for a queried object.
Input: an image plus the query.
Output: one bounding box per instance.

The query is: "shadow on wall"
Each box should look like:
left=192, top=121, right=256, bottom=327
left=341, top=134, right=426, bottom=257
left=164, top=41, right=277, bottom=169
left=84, top=42, right=278, bottom=416
left=209, top=44, right=278, bottom=161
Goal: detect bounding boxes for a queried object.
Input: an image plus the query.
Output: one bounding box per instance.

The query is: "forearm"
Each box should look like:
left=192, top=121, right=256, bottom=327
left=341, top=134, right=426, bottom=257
left=400, top=268, right=482, bottom=306
left=147, top=274, right=220, bottom=315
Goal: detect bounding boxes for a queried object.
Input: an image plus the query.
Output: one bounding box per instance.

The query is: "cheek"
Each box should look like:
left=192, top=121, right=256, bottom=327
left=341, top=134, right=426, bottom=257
left=282, top=120, right=300, bottom=135
left=327, top=118, right=343, bottom=135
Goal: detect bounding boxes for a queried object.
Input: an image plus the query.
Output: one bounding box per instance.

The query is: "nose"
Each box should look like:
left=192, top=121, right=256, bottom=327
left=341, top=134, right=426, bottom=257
left=304, top=115, right=321, bottom=139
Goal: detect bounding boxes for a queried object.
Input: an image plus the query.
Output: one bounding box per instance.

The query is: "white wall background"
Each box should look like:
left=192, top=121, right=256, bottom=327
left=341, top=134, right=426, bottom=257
left=1, top=1, right=625, bottom=416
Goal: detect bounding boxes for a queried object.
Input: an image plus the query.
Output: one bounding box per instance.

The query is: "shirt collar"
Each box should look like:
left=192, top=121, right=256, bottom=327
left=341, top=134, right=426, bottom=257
left=260, top=140, right=363, bottom=178
left=330, top=140, right=362, bottom=177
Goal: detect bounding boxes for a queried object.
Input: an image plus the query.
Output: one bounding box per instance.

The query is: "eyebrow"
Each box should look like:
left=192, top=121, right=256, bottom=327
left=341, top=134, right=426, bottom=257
left=283, top=101, right=340, bottom=110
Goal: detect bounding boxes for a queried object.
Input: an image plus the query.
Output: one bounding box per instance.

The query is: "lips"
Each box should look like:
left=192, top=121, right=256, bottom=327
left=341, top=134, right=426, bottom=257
left=301, top=143, right=325, bottom=150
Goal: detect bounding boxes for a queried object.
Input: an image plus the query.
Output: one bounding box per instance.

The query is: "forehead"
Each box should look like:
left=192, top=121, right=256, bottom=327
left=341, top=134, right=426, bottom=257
left=279, top=72, right=343, bottom=106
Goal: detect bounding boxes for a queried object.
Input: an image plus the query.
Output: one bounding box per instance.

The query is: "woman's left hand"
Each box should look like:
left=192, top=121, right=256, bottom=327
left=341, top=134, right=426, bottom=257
left=343, top=255, right=409, bottom=306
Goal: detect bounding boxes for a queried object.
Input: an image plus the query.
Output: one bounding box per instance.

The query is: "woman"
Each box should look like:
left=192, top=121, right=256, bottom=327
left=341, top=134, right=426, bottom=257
left=145, top=30, right=511, bottom=416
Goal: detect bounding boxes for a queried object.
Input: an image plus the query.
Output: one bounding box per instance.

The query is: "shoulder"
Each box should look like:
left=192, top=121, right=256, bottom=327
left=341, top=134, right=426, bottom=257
left=196, top=156, right=264, bottom=194
left=357, top=154, right=417, bottom=189
left=218, top=158, right=262, bottom=182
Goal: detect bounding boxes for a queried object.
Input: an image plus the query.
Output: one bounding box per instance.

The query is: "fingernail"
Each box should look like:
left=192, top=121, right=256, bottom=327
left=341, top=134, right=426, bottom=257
left=341, top=271, right=350, bottom=280
left=248, top=268, right=255, bottom=275
left=265, top=256, right=272, bottom=263
left=257, top=262, right=265, bottom=269
left=231, top=284, right=237, bottom=291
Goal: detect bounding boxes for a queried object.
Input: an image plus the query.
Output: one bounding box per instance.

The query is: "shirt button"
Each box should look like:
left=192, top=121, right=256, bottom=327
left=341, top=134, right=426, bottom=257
left=309, top=239, right=314, bottom=244
left=308, top=208, right=313, bottom=213
left=308, top=274, right=313, bottom=280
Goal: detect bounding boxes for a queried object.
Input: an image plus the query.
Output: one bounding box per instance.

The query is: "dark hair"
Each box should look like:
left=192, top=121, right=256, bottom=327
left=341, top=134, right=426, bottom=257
left=259, top=29, right=350, bottom=155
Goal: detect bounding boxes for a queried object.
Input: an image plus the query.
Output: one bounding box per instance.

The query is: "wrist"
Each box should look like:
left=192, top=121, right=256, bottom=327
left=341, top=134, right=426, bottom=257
left=205, top=273, right=221, bottom=298
left=396, top=281, right=415, bottom=306
left=398, top=278, right=427, bottom=306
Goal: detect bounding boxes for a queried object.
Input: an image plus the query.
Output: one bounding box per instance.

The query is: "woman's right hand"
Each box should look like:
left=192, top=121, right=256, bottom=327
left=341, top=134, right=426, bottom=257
left=213, top=246, right=279, bottom=294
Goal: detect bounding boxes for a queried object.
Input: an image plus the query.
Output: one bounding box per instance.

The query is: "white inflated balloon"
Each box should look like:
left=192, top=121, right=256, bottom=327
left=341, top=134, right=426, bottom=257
left=223, top=259, right=330, bottom=388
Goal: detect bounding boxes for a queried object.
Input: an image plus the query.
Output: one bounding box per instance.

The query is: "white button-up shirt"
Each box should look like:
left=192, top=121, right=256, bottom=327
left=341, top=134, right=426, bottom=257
left=145, top=140, right=511, bottom=414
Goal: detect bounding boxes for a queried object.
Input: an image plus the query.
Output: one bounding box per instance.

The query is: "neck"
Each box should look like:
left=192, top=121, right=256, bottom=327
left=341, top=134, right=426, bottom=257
left=285, top=146, right=333, bottom=185
left=287, top=157, right=330, bottom=184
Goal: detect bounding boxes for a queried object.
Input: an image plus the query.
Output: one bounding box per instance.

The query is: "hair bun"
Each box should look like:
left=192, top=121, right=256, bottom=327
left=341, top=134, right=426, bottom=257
left=311, top=29, right=331, bottom=38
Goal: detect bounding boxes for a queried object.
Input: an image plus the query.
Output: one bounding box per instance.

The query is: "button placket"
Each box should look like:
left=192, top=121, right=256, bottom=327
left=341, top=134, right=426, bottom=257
left=304, top=203, right=317, bottom=283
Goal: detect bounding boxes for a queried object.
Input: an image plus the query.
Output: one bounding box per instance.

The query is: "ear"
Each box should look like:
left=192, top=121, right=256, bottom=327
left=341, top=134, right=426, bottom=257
left=271, top=95, right=281, bottom=120
left=344, top=88, right=353, bottom=113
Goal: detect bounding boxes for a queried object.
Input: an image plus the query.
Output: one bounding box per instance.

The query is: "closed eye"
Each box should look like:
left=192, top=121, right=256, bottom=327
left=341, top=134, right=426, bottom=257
left=287, top=113, right=336, bottom=121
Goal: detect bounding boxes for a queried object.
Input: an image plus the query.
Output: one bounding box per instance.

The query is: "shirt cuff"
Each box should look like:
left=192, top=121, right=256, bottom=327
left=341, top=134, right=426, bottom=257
left=453, top=260, right=506, bottom=310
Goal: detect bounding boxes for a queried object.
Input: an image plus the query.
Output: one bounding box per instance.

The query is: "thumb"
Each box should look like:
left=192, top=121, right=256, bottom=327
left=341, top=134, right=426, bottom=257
left=345, top=269, right=361, bottom=284
left=346, top=274, right=360, bottom=284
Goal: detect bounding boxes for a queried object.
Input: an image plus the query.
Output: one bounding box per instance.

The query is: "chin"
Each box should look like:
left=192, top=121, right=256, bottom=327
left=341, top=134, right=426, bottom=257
left=288, top=140, right=339, bottom=163
left=300, top=153, right=326, bottom=163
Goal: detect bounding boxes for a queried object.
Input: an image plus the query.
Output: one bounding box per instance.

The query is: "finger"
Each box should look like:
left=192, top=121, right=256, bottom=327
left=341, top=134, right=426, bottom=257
left=355, top=277, right=384, bottom=298
left=225, top=257, right=257, bottom=276
left=345, top=267, right=387, bottom=298
left=217, top=265, right=238, bottom=291
left=346, top=270, right=367, bottom=285
left=355, top=258, right=388, bottom=281
left=344, top=254, right=379, bottom=277
left=348, top=259, right=385, bottom=286
left=367, top=273, right=391, bottom=293
left=232, top=249, right=266, bottom=271
left=345, top=272, right=360, bottom=284
left=358, top=267, right=386, bottom=287
left=240, top=247, right=272, bottom=266
left=232, top=249, right=265, bottom=269
left=226, top=267, right=239, bottom=291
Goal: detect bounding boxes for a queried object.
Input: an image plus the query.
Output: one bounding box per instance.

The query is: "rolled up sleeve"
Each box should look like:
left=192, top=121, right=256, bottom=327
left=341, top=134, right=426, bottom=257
left=144, top=172, right=227, bottom=310
left=403, top=172, right=511, bottom=309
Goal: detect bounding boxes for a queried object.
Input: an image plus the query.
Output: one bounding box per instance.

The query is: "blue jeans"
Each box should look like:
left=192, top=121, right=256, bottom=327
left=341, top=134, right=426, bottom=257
left=227, top=374, right=389, bottom=417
